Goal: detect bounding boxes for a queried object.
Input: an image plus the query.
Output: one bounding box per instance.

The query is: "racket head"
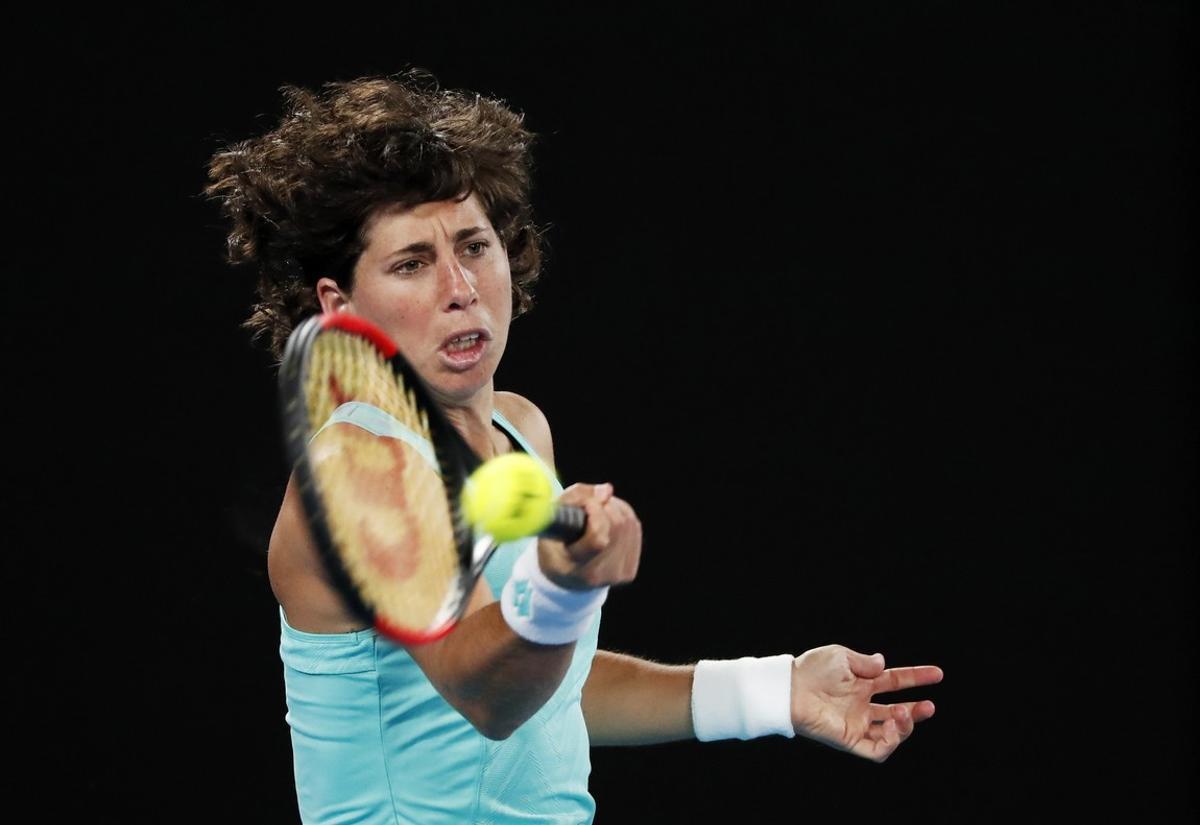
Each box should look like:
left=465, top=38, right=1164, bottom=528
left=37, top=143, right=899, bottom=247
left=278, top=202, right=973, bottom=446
left=278, top=312, right=488, bottom=644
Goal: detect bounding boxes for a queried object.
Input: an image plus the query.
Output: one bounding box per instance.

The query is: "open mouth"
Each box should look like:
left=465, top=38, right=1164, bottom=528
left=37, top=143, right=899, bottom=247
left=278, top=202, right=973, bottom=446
left=444, top=332, right=482, bottom=353
left=438, top=329, right=490, bottom=369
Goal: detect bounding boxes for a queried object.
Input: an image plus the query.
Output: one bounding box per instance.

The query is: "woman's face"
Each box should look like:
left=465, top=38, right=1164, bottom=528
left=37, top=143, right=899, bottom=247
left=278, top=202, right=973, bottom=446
left=322, top=194, right=513, bottom=406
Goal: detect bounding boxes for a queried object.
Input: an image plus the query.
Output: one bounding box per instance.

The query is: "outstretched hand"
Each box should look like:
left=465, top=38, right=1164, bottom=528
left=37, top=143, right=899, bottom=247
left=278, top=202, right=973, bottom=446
left=790, top=645, right=942, bottom=762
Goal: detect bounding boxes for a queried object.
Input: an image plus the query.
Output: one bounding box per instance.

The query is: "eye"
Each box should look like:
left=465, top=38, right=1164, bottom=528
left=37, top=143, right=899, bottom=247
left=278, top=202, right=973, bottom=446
left=464, top=240, right=489, bottom=256
left=391, top=259, right=424, bottom=275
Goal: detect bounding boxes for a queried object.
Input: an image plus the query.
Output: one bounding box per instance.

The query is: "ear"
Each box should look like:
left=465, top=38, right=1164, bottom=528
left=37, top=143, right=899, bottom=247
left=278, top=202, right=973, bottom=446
left=316, top=277, right=352, bottom=314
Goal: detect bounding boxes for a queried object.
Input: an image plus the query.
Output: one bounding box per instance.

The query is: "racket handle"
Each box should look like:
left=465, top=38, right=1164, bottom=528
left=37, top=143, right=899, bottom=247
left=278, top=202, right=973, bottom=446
left=542, top=504, right=588, bottom=544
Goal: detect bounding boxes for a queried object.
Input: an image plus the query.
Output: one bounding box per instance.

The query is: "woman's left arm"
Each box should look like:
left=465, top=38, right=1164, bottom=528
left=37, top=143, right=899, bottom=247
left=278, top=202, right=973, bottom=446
left=582, top=650, right=696, bottom=746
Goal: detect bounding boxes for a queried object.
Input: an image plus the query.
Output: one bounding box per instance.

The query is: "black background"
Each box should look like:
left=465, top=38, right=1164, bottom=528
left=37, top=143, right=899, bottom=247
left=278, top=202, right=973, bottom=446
left=9, top=2, right=1194, bottom=822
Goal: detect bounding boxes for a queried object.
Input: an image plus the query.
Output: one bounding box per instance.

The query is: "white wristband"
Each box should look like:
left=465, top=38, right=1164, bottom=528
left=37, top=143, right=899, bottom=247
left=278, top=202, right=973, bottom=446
left=691, top=655, right=796, bottom=741
left=500, top=545, right=608, bottom=645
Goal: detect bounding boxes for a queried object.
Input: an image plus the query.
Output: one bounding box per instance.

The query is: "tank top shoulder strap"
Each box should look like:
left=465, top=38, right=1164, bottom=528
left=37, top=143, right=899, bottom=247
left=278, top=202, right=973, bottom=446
left=490, top=409, right=561, bottom=494
left=491, top=408, right=539, bottom=458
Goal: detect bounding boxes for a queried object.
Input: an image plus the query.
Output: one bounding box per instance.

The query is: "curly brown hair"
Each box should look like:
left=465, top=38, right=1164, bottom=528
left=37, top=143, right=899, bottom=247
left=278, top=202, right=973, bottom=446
left=204, top=70, right=543, bottom=358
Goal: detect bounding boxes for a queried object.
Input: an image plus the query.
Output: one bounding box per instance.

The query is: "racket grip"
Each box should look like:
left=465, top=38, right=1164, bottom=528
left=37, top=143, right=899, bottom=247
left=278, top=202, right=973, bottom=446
left=542, top=504, right=587, bottom=544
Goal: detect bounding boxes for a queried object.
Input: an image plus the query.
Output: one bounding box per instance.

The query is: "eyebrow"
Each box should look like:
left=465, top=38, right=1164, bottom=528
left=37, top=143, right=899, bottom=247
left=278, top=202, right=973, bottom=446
left=384, top=226, right=489, bottom=258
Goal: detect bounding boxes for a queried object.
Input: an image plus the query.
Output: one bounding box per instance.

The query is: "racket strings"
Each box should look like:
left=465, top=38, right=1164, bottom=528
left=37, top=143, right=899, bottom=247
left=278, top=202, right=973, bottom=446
left=304, top=330, right=462, bottom=632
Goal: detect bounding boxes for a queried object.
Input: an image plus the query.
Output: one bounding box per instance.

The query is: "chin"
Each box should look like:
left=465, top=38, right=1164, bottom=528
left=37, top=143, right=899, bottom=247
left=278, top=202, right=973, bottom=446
left=427, top=371, right=492, bottom=406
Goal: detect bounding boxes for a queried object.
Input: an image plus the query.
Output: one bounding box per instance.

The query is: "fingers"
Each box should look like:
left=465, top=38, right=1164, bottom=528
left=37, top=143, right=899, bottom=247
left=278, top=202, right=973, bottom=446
left=869, top=701, right=935, bottom=728
left=558, top=483, right=618, bottom=561
left=858, top=718, right=901, bottom=761
left=858, top=700, right=937, bottom=762
left=558, top=482, right=613, bottom=508
left=856, top=709, right=905, bottom=763
left=872, top=665, right=944, bottom=696
left=841, top=654, right=942, bottom=763
left=540, top=482, right=642, bottom=589
left=868, top=703, right=895, bottom=723
left=572, top=494, right=613, bottom=559
left=846, top=650, right=886, bottom=678
left=594, top=483, right=614, bottom=505
left=909, top=699, right=936, bottom=723
left=594, top=495, right=641, bottom=582
left=842, top=647, right=945, bottom=694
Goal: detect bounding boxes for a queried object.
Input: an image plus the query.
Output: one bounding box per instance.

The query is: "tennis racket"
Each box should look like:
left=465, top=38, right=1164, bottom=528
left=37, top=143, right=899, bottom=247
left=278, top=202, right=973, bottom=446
left=278, top=311, right=587, bottom=644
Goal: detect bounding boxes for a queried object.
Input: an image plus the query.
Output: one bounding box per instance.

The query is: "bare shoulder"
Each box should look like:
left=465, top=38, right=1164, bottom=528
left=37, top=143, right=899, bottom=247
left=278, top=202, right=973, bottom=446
left=268, top=471, right=367, bottom=633
left=494, top=390, right=555, bottom=466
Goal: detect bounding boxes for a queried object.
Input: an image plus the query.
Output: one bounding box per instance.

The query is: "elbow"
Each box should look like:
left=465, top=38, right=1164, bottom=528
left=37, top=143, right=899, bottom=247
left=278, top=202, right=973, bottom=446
left=476, top=719, right=519, bottom=741
left=457, top=702, right=527, bottom=741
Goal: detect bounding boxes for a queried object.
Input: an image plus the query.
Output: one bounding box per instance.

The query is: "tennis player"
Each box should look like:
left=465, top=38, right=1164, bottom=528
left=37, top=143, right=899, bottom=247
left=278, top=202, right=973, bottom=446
left=205, top=70, right=943, bottom=824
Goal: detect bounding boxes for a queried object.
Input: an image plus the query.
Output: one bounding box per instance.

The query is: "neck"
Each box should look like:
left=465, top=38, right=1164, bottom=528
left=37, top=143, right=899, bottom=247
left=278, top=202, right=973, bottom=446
left=439, top=384, right=506, bottom=460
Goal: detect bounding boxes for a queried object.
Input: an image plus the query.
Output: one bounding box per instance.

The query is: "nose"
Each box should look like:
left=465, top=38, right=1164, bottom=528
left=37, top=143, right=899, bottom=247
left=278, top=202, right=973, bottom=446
left=440, top=258, right=478, bottom=311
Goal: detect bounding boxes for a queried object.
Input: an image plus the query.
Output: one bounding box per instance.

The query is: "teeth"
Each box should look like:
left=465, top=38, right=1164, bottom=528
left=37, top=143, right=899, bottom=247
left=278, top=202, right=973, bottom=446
left=446, top=333, right=480, bottom=352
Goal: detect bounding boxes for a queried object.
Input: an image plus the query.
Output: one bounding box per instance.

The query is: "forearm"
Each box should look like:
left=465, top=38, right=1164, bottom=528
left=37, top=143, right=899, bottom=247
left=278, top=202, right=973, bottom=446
left=581, top=650, right=696, bottom=746
left=419, top=600, right=575, bottom=740
left=418, top=527, right=614, bottom=739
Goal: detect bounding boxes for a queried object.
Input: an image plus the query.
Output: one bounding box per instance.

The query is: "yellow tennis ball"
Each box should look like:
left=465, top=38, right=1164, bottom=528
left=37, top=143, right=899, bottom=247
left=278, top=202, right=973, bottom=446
left=462, top=452, right=555, bottom=542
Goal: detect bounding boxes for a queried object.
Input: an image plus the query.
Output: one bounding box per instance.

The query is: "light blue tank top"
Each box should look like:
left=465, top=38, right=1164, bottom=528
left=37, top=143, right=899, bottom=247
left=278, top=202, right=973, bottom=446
left=280, top=408, right=599, bottom=824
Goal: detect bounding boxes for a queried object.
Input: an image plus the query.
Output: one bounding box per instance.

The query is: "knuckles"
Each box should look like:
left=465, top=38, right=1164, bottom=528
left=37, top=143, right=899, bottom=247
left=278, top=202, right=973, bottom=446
left=555, top=483, right=643, bottom=587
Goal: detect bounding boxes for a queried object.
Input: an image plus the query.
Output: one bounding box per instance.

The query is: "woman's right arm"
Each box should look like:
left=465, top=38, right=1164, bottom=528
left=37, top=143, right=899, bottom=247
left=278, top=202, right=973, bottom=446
left=268, top=472, right=640, bottom=740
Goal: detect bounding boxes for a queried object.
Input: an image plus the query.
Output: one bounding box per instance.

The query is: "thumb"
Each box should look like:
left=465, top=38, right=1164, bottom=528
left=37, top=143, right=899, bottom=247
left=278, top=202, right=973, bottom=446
left=559, top=482, right=612, bottom=507
left=847, top=650, right=886, bottom=678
